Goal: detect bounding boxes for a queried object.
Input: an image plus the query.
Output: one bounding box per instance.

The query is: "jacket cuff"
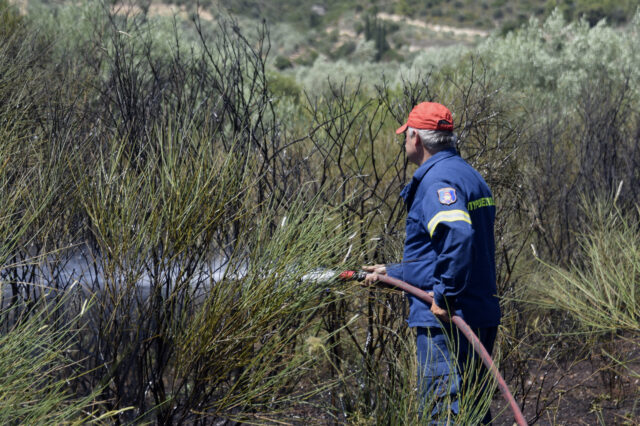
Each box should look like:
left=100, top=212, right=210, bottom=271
left=433, top=288, right=454, bottom=311
left=386, top=263, right=402, bottom=279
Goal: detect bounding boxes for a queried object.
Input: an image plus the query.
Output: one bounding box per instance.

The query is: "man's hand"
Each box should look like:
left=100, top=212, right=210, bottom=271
left=362, top=264, right=386, bottom=285
left=428, top=292, right=450, bottom=322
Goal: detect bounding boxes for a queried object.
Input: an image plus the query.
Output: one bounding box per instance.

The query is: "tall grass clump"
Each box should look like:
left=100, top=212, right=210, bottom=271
left=171, top=190, right=357, bottom=422
left=74, top=135, right=358, bottom=422
left=536, top=196, right=640, bottom=334
left=0, top=297, right=122, bottom=424
left=528, top=195, right=640, bottom=420
left=37, top=7, right=365, bottom=422
left=0, top=4, right=110, bottom=420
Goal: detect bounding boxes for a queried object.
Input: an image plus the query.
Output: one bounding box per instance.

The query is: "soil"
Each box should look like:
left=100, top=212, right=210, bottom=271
left=491, top=355, right=640, bottom=425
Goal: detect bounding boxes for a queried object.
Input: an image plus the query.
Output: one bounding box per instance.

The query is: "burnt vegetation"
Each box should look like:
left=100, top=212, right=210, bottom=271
left=0, top=0, right=639, bottom=423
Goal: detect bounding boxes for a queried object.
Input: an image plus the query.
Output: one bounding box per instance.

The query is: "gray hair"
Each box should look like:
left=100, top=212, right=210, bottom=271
left=409, top=127, right=458, bottom=151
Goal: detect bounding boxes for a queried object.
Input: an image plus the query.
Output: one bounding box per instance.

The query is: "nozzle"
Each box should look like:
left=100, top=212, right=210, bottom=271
left=337, top=270, right=367, bottom=281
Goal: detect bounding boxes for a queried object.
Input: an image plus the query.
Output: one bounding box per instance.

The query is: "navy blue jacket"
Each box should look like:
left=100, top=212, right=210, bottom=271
left=387, top=148, right=501, bottom=328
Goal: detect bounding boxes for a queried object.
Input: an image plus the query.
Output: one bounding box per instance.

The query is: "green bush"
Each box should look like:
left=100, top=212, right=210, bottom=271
left=274, top=54, right=293, bottom=69
left=294, top=48, right=319, bottom=66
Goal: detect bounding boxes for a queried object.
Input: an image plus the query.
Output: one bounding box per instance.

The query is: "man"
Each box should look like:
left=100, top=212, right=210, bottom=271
left=363, top=102, right=501, bottom=423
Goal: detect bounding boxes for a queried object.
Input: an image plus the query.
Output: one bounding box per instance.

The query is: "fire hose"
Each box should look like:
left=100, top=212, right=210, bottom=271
left=338, top=270, right=527, bottom=426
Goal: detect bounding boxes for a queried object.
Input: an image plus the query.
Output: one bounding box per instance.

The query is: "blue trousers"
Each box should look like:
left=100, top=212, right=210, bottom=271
left=416, top=325, right=497, bottom=424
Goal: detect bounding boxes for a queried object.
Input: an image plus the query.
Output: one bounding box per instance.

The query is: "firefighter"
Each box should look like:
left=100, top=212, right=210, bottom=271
left=364, top=102, right=501, bottom=423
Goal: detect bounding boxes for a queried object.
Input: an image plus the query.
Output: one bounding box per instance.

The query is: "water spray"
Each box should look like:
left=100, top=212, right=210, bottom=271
left=337, top=270, right=527, bottom=426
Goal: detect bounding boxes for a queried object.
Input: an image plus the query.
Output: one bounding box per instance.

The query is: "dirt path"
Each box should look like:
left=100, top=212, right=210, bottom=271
left=377, top=12, right=489, bottom=38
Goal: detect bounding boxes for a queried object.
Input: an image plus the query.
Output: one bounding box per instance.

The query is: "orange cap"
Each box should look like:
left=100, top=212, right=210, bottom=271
left=395, top=102, right=454, bottom=134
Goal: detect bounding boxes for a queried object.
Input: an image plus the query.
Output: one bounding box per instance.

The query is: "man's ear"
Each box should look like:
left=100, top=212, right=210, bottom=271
left=411, top=130, right=421, bottom=148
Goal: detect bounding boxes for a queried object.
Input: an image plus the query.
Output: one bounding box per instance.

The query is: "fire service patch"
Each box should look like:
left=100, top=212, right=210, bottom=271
left=437, top=187, right=457, bottom=205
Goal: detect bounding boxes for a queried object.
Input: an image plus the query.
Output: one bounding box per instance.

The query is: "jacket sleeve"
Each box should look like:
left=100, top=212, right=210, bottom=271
left=386, top=262, right=403, bottom=280
left=422, top=183, right=473, bottom=310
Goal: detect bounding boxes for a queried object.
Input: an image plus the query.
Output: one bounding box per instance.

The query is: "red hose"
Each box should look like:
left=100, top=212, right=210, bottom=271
left=340, top=271, right=527, bottom=426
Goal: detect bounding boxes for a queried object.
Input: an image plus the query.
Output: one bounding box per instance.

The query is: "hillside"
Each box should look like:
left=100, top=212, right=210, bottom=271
left=168, top=0, right=640, bottom=65
left=215, top=0, right=637, bottom=30
left=11, top=0, right=639, bottom=65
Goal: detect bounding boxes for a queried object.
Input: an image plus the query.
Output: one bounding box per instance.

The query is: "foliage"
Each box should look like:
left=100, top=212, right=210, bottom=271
left=478, top=9, right=640, bottom=98
left=532, top=196, right=640, bottom=411
left=218, top=0, right=367, bottom=28
left=216, top=0, right=638, bottom=30
left=2, top=0, right=640, bottom=422
left=273, top=54, right=293, bottom=70
left=362, top=14, right=392, bottom=61
left=545, top=0, right=637, bottom=26
left=471, top=9, right=640, bottom=265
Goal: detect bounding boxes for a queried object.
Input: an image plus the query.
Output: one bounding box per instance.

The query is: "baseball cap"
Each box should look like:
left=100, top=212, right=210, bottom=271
left=395, top=102, right=454, bottom=134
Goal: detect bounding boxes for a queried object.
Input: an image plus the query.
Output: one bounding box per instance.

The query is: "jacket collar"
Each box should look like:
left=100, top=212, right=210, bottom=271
left=400, top=148, right=458, bottom=201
